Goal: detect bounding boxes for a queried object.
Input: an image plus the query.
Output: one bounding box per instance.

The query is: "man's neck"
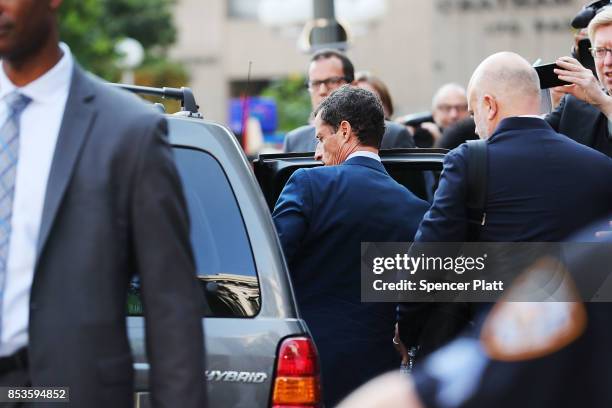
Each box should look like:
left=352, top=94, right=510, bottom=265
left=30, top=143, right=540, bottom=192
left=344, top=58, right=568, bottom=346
left=3, top=38, right=62, bottom=87
left=339, top=145, right=379, bottom=163
left=352, top=146, right=379, bottom=155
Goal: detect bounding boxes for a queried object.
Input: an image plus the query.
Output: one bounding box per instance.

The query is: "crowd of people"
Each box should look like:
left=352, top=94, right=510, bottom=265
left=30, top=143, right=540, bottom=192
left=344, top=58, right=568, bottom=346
left=1, top=0, right=612, bottom=407
left=275, top=5, right=612, bottom=408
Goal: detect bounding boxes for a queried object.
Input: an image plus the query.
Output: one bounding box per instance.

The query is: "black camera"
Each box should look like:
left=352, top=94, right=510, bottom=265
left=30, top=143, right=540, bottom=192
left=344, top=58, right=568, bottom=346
left=571, top=0, right=610, bottom=29
left=569, top=1, right=611, bottom=76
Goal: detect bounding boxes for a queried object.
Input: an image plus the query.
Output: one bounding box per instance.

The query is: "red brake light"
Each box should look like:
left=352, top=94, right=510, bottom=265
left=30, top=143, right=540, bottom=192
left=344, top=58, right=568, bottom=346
left=272, top=337, right=321, bottom=408
left=276, top=337, right=318, bottom=376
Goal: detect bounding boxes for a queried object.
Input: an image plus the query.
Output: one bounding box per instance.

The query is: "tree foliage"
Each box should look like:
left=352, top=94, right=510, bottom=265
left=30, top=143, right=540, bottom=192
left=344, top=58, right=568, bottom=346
left=58, top=0, right=179, bottom=81
left=59, top=0, right=117, bottom=78
left=103, top=0, right=177, bottom=50
left=261, top=75, right=312, bottom=133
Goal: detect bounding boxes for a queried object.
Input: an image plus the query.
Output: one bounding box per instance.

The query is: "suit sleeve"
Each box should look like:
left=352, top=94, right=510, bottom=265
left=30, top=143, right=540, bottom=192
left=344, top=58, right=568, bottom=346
left=415, top=145, right=469, bottom=242
left=394, top=125, right=416, bottom=148
left=544, top=94, right=567, bottom=132
left=283, top=133, right=292, bottom=152
left=130, top=117, right=206, bottom=408
left=382, top=123, right=416, bottom=149
left=272, top=169, right=312, bottom=265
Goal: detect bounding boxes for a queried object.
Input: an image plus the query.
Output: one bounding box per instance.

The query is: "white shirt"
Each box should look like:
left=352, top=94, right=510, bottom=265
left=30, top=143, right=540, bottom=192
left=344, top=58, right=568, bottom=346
left=346, top=150, right=381, bottom=162
left=0, top=43, right=73, bottom=356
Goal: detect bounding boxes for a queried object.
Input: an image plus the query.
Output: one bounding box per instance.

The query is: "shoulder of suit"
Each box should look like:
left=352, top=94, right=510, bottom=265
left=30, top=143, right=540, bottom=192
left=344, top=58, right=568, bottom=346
left=286, top=125, right=315, bottom=138
left=297, top=164, right=350, bottom=185
left=385, top=120, right=405, bottom=132
left=445, top=142, right=470, bottom=161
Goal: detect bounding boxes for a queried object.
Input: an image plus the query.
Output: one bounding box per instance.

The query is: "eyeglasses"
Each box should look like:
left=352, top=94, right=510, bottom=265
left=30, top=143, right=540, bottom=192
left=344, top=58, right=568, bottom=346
left=589, top=47, right=612, bottom=59
left=307, top=76, right=348, bottom=91
left=436, top=104, right=468, bottom=114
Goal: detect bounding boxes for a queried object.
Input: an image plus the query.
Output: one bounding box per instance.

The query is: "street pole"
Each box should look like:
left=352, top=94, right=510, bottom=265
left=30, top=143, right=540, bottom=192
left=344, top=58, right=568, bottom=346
left=312, top=0, right=337, bottom=45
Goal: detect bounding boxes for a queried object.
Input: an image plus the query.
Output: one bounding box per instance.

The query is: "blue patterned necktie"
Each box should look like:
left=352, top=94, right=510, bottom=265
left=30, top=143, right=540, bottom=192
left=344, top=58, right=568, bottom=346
left=0, top=91, right=31, bottom=339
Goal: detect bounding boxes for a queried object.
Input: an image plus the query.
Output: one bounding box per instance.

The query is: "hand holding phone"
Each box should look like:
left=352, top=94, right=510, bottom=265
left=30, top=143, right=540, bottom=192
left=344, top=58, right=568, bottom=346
left=534, top=63, right=571, bottom=89
left=552, top=56, right=612, bottom=113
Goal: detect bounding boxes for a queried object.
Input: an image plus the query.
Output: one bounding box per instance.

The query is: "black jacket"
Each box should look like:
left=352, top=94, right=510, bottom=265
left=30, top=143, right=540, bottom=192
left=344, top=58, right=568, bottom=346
left=545, top=94, right=612, bottom=157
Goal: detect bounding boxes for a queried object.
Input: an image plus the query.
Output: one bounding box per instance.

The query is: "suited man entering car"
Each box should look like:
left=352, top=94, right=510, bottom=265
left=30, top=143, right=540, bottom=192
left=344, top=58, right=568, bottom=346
left=0, top=1, right=206, bottom=407
left=273, top=85, right=429, bottom=406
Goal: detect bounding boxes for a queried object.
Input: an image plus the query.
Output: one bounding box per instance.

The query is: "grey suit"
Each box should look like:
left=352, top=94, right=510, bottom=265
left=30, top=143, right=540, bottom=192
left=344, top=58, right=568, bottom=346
left=28, top=65, right=205, bottom=407
left=283, top=120, right=415, bottom=152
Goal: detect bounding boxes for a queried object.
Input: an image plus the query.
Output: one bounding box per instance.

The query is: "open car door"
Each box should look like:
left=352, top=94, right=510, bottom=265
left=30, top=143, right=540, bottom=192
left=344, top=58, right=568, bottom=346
left=253, top=148, right=448, bottom=211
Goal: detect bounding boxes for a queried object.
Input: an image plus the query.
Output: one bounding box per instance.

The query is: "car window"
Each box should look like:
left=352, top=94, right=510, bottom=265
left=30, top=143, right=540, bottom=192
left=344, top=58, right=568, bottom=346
left=127, top=147, right=260, bottom=318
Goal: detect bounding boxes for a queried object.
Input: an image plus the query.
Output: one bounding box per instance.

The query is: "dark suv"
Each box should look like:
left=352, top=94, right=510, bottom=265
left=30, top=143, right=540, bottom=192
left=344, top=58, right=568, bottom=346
left=122, top=86, right=445, bottom=407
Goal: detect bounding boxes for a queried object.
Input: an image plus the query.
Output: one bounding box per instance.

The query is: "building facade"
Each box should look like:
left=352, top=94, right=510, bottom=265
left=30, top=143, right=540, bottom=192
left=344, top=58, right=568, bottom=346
left=171, top=0, right=583, bottom=124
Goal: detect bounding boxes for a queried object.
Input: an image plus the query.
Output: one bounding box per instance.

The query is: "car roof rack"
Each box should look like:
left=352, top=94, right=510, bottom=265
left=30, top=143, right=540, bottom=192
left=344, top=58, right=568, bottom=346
left=111, top=83, right=202, bottom=118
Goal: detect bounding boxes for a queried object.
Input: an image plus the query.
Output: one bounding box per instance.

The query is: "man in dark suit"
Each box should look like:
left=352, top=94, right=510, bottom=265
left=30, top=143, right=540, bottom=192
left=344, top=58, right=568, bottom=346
left=398, top=52, right=612, bottom=359
left=545, top=7, right=612, bottom=157
left=0, top=2, right=205, bottom=407
left=273, top=85, right=429, bottom=406
left=283, top=49, right=414, bottom=153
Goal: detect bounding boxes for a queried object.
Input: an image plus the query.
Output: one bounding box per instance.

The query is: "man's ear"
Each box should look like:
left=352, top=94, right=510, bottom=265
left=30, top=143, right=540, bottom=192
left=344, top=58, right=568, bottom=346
left=483, top=94, right=498, bottom=121
left=339, top=120, right=352, bottom=142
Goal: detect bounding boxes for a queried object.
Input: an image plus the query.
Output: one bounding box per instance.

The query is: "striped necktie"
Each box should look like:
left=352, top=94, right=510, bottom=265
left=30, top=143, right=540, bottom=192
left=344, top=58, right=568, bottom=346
left=0, top=91, right=31, bottom=338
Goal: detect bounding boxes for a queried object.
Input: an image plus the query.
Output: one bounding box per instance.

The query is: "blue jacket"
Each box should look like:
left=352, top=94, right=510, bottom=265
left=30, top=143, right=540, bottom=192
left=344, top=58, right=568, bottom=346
left=416, top=117, right=612, bottom=243
left=272, top=156, right=429, bottom=405
left=399, top=117, right=612, bottom=358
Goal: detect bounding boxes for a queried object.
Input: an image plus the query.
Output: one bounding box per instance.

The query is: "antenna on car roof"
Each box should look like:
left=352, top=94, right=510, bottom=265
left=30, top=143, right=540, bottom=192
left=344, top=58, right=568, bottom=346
left=240, top=61, right=253, bottom=151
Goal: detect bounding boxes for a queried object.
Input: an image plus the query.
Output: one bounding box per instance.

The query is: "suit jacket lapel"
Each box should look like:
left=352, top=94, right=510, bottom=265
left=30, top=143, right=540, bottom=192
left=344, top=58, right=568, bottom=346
left=36, top=64, right=97, bottom=259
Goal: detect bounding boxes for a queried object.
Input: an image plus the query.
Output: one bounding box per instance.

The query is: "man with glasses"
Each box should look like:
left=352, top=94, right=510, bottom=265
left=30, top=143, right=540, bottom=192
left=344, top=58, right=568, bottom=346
left=410, top=83, right=470, bottom=148
left=546, top=6, right=612, bottom=157
left=283, top=49, right=414, bottom=153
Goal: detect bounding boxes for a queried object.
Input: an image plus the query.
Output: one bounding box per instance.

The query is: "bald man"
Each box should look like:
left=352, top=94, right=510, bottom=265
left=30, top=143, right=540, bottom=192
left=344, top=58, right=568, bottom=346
left=398, top=52, right=612, bottom=358
left=411, top=83, right=469, bottom=147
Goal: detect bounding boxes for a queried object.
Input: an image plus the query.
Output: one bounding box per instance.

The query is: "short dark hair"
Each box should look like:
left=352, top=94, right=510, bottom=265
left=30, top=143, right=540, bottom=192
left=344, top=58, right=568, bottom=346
left=313, top=85, right=385, bottom=148
left=310, top=49, right=355, bottom=83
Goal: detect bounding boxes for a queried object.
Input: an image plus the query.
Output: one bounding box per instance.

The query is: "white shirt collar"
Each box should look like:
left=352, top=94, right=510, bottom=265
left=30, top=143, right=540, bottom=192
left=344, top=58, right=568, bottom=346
left=346, top=150, right=381, bottom=162
left=0, top=42, right=73, bottom=103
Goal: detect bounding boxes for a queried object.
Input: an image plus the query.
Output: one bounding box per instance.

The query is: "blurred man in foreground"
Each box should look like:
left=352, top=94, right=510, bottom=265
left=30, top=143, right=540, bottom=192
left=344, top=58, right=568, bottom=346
left=338, top=222, right=612, bottom=408
left=273, top=86, right=428, bottom=406
left=283, top=49, right=414, bottom=152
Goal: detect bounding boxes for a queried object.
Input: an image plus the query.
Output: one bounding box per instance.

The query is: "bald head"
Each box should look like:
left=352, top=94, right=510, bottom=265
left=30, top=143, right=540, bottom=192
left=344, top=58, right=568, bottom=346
left=468, top=52, right=541, bottom=139
left=431, top=83, right=469, bottom=129
left=432, top=83, right=466, bottom=108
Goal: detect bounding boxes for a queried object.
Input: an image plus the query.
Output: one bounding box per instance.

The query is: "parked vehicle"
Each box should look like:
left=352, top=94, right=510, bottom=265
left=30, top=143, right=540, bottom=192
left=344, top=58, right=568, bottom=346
left=121, top=85, right=445, bottom=407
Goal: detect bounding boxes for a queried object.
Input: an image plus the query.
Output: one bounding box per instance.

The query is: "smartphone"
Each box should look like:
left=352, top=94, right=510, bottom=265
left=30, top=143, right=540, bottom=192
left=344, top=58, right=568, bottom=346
left=534, top=63, right=571, bottom=89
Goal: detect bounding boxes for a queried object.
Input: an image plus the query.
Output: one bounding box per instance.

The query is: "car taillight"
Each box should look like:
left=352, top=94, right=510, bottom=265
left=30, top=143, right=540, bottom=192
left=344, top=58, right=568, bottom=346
left=271, top=337, right=321, bottom=408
